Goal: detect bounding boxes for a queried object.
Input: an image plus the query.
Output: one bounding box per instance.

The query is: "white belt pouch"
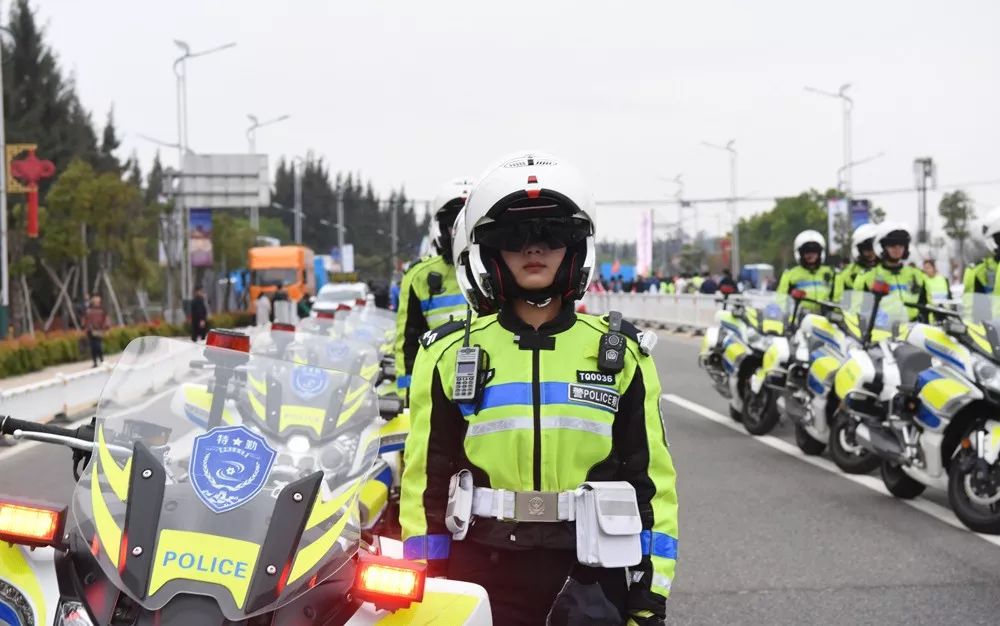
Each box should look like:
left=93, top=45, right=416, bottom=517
left=575, top=481, right=642, bottom=568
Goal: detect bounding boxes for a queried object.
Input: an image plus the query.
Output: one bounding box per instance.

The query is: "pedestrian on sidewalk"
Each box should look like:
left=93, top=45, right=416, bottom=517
left=255, top=291, right=272, bottom=326
left=84, top=295, right=110, bottom=367
left=190, top=286, right=209, bottom=342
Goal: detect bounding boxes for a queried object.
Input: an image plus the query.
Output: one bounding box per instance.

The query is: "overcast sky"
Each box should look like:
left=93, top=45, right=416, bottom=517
left=34, top=0, right=1000, bottom=249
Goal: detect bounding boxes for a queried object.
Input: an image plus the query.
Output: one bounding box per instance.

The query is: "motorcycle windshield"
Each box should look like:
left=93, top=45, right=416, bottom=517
left=960, top=293, right=1000, bottom=326
left=70, top=336, right=380, bottom=621
left=854, top=291, right=909, bottom=336
left=739, top=293, right=794, bottom=334
left=342, top=307, right=396, bottom=354
left=256, top=328, right=381, bottom=383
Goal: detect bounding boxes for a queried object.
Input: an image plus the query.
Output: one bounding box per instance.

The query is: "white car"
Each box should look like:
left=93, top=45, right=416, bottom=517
left=312, top=282, right=369, bottom=315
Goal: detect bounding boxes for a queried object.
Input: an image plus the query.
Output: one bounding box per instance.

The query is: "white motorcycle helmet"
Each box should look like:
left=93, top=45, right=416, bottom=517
left=466, top=152, right=596, bottom=307
left=451, top=205, right=490, bottom=313
left=874, top=221, right=913, bottom=260
left=428, top=178, right=475, bottom=262
left=793, top=230, right=826, bottom=265
left=980, top=207, right=1000, bottom=253
left=851, top=223, right=879, bottom=256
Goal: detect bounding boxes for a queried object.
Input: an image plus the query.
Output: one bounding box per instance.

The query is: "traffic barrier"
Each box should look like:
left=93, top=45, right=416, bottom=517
left=582, top=292, right=719, bottom=329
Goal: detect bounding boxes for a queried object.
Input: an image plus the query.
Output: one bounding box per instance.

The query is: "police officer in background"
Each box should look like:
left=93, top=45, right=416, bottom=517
left=394, top=179, right=475, bottom=396
left=776, top=230, right=835, bottom=309
left=923, top=258, right=951, bottom=303
left=965, top=207, right=1000, bottom=294
left=853, top=221, right=928, bottom=320
left=400, top=153, right=678, bottom=625
left=832, top=223, right=879, bottom=302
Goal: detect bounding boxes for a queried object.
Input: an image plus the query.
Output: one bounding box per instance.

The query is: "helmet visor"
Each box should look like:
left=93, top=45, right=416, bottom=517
left=798, top=242, right=823, bottom=255
left=881, top=230, right=910, bottom=247
left=475, top=216, right=591, bottom=252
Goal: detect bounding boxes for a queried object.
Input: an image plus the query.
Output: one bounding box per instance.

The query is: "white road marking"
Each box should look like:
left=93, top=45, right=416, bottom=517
left=663, top=392, right=1000, bottom=549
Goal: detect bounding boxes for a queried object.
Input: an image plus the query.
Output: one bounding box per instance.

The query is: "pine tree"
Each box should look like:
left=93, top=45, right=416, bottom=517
left=145, top=152, right=165, bottom=205
left=97, top=106, right=122, bottom=174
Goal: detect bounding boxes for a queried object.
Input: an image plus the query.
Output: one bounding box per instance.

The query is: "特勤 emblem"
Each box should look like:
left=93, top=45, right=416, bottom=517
left=190, top=425, right=276, bottom=513
left=291, top=365, right=330, bottom=399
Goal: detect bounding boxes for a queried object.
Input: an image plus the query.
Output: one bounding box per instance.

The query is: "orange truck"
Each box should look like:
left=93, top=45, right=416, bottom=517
left=248, top=245, right=316, bottom=311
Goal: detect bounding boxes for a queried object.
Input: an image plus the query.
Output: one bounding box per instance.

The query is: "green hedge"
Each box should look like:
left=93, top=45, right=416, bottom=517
left=0, top=313, right=255, bottom=379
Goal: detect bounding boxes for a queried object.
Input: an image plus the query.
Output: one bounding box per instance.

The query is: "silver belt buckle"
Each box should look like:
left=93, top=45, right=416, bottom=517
left=514, top=491, right=560, bottom=522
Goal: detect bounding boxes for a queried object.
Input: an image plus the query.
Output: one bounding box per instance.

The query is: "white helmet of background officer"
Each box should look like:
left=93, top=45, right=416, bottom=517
left=465, top=152, right=596, bottom=307
left=428, top=178, right=475, bottom=262
left=451, top=206, right=491, bottom=314
left=793, top=230, right=826, bottom=265
left=980, top=207, right=1000, bottom=253
left=873, top=221, right=913, bottom=260
left=851, top=223, right=879, bottom=257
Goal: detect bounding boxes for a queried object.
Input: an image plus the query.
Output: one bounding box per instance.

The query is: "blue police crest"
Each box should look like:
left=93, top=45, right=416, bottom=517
left=291, top=365, right=330, bottom=399
left=353, top=326, right=375, bottom=343
left=325, top=341, right=351, bottom=361
left=190, top=425, right=276, bottom=514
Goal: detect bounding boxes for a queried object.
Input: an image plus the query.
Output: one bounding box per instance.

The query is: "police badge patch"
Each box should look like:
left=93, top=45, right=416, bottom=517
left=326, top=341, right=351, bottom=361
left=0, top=579, right=34, bottom=626
left=190, top=425, right=277, bottom=514
left=291, top=365, right=330, bottom=400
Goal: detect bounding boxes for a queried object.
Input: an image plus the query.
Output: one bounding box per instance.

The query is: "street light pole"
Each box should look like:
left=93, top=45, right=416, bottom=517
left=703, top=140, right=738, bottom=276
left=913, top=157, right=936, bottom=244
left=246, top=113, right=290, bottom=154
left=172, top=39, right=235, bottom=317
left=805, top=83, right=853, bottom=195
left=0, top=26, right=11, bottom=334
left=292, top=156, right=304, bottom=245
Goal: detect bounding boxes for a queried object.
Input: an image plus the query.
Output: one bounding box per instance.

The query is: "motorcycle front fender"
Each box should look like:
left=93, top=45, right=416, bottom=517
left=0, top=543, right=60, bottom=626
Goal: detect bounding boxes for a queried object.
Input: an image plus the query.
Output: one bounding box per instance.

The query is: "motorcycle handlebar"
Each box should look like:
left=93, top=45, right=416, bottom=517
left=0, top=415, right=93, bottom=442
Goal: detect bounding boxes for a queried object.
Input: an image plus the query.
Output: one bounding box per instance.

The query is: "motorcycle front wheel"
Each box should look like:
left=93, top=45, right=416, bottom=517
left=794, top=422, right=826, bottom=455
left=948, top=426, right=1000, bottom=534
left=881, top=461, right=925, bottom=499
left=743, top=386, right=780, bottom=436
left=829, top=412, right=880, bottom=474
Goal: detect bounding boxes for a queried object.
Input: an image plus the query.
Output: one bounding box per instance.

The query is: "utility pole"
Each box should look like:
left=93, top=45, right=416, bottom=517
left=702, top=140, right=739, bottom=276
left=293, top=157, right=303, bottom=244
left=390, top=199, right=399, bottom=271
left=913, top=157, right=936, bottom=244
left=336, top=191, right=346, bottom=252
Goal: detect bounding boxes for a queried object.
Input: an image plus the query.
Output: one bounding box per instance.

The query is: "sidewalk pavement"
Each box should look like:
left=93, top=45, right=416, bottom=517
left=0, top=355, right=120, bottom=391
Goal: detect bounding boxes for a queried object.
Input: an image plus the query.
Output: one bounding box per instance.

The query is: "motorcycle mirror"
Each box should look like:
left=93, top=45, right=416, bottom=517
left=870, top=281, right=891, bottom=296
left=790, top=289, right=807, bottom=301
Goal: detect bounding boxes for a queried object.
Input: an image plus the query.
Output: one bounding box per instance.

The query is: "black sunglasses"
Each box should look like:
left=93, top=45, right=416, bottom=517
left=476, top=217, right=591, bottom=252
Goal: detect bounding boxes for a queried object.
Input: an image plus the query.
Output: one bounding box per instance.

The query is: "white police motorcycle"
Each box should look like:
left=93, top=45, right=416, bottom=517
left=0, top=333, right=491, bottom=625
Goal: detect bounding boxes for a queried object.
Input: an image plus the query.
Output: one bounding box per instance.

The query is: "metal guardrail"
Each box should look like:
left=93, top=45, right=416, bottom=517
left=583, top=292, right=719, bottom=329
left=0, top=327, right=262, bottom=425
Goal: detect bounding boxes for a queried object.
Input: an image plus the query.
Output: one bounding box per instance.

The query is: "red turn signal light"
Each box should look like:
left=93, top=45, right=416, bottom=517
left=871, top=280, right=891, bottom=296
left=355, top=298, right=367, bottom=306
left=316, top=310, right=336, bottom=320
left=352, top=554, right=426, bottom=611
left=0, top=500, right=66, bottom=547
left=719, top=284, right=735, bottom=295
left=206, top=329, right=251, bottom=353
left=271, top=322, right=296, bottom=333
left=790, top=289, right=807, bottom=301
left=336, top=304, right=352, bottom=312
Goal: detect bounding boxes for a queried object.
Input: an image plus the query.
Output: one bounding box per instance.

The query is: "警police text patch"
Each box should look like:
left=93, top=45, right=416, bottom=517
left=568, top=384, right=620, bottom=412
left=577, top=370, right=616, bottom=385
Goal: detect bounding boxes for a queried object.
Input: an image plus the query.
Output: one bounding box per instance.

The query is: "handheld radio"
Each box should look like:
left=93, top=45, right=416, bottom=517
left=453, top=306, right=486, bottom=402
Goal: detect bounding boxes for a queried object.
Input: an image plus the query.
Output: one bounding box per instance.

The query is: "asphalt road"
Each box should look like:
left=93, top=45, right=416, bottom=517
left=2, top=334, right=1000, bottom=624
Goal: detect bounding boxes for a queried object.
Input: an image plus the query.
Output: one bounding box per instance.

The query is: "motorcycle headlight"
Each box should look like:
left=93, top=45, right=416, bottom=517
left=56, top=602, right=94, bottom=626
left=973, top=358, right=1000, bottom=393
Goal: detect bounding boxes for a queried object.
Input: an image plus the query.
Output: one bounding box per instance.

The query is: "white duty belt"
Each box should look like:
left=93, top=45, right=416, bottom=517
left=471, top=487, right=577, bottom=523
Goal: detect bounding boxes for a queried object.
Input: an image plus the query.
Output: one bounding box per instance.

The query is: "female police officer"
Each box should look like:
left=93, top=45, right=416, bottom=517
left=400, top=152, right=678, bottom=625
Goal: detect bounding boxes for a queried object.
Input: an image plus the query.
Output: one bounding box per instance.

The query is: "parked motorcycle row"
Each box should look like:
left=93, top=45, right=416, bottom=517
left=699, top=284, right=1000, bottom=535
left=0, top=305, right=493, bottom=625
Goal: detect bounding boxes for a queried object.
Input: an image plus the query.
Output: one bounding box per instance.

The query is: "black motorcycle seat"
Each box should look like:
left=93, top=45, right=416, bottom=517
left=893, top=343, right=933, bottom=389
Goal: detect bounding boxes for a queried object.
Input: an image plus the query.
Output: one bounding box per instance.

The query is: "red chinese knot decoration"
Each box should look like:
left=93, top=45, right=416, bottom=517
left=10, top=149, right=56, bottom=238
